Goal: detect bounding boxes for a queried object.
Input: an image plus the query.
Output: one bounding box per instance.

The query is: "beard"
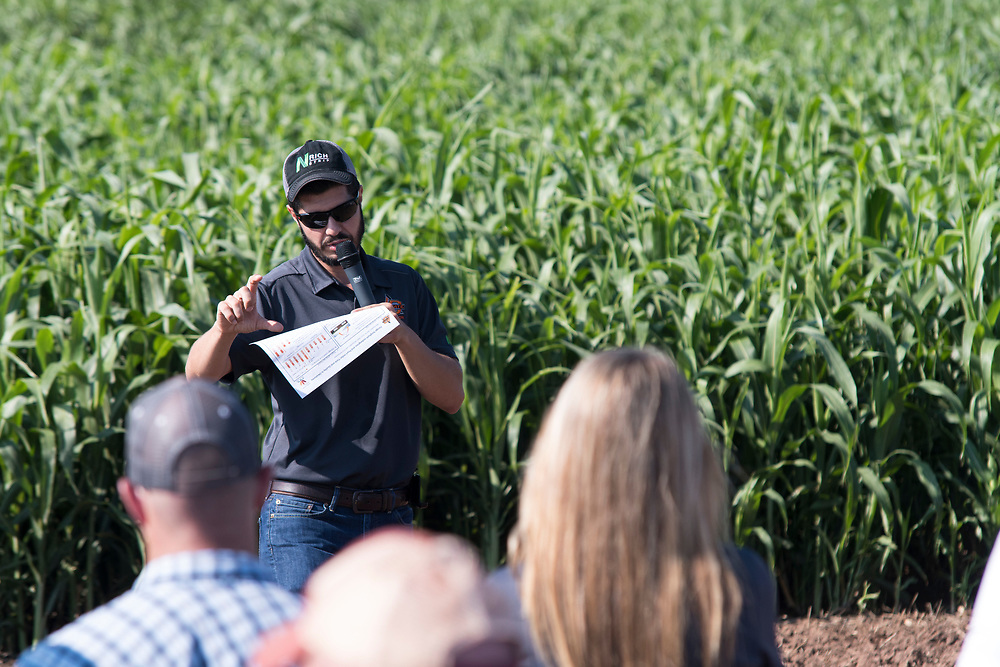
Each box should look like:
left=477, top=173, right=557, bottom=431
left=299, top=210, right=366, bottom=269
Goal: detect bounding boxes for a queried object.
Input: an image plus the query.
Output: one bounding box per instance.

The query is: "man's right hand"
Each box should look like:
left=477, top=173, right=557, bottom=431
left=216, top=275, right=284, bottom=335
left=187, top=275, right=283, bottom=381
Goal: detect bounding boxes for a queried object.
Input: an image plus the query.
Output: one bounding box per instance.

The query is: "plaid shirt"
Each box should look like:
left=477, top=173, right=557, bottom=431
left=17, top=550, right=301, bottom=667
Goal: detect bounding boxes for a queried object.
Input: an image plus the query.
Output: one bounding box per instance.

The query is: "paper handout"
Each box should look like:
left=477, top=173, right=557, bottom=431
left=253, top=305, right=400, bottom=398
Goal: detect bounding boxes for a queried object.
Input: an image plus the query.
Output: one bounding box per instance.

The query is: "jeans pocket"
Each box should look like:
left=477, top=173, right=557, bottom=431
left=391, top=505, right=414, bottom=526
left=270, top=493, right=327, bottom=517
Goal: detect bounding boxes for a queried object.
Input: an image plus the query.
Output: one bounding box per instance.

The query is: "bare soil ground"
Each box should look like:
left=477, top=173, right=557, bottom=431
left=1, top=609, right=971, bottom=665
left=777, top=608, right=970, bottom=666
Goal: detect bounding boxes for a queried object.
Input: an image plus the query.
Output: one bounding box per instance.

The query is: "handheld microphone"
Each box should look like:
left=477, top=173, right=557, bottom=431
left=334, top=239, right=376, bottom=306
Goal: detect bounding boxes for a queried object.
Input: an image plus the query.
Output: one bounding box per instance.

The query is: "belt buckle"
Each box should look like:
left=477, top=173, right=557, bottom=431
left=352, top=490, right=388, bottom=514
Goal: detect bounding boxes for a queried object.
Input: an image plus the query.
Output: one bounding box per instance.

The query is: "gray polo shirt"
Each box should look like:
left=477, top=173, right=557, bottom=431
left=226, top=247, right=457, bottom=489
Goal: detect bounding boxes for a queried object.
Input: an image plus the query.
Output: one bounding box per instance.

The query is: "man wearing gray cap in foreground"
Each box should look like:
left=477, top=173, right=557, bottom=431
left=17, top=377, right=301, bottom=667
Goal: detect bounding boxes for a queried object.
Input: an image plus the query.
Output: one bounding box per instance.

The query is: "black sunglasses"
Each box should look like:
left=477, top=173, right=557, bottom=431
left=295, top=195, right=360, bottom=229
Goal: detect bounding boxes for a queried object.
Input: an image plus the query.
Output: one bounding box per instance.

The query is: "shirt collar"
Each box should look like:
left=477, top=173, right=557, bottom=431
left=132, top=550, right=273, bottom=588
left=299, top=246, right=391, bottom=295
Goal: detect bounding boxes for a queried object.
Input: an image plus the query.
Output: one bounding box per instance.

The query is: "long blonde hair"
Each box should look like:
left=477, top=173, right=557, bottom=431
left=511, top=348, right=742, bottom=667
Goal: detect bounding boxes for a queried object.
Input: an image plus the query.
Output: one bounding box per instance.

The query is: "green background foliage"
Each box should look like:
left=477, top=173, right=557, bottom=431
left=2, top=0, right=1000, bottom=652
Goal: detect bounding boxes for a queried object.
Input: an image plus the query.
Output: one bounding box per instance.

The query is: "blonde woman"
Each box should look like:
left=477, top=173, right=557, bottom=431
left=504, top=347, right=782, bottom=667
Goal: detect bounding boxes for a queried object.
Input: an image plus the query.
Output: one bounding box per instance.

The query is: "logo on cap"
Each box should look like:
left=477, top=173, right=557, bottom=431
left=296, top=152, right=331, bottom=172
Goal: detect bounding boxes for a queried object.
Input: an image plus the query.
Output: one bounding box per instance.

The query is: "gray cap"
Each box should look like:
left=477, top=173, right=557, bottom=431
left=124, top=377, right=259, bottom=493
left=282, top=139, right=359, bottom=204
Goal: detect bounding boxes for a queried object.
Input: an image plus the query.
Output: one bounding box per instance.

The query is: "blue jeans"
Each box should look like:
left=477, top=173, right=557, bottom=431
left=259, top=491, right=414, bottom=593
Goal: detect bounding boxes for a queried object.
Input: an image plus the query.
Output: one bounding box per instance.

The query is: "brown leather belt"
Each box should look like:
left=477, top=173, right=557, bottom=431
left=269, top=479, right=409, bottom=514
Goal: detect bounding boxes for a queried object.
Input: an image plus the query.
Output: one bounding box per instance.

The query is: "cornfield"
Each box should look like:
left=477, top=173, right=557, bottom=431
left=2, top=0, right=999, bottom=652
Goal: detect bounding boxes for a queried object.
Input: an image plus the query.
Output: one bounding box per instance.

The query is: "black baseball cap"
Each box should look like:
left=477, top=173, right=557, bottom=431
left=124, top=377, right=260, bottom=494
left=282, top=139, right=359, bottom=204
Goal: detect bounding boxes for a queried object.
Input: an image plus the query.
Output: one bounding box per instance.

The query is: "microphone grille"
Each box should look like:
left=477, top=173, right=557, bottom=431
left=334, top=239, right=360, bottom=267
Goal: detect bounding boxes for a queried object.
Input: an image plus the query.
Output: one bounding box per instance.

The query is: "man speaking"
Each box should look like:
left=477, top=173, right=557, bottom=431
left=186, top=139, right=464, bottom=593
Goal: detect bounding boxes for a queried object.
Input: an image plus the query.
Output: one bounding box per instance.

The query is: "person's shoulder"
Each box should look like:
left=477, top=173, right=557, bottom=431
left=730, top=545, right=770, bottom=574
left=366, top=255, right=436, bottom=299
left=367, top=254, right=422, bottom=278
left=260, top=252, right=309, bottom=286
left=234, top=565, right=303, bottom=612
left=189, top=550, right=302, bottom=616
left=726, top=545, right=778, bottom=610
left=222, top=578, right=301, bottom=628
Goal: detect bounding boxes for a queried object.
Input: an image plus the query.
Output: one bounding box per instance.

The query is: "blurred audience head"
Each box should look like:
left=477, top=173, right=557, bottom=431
left=117, top=376, right=271, bottom=558
left=510, top=347, right=742, bottom=666
left=253, top=527, right=524, bottom=667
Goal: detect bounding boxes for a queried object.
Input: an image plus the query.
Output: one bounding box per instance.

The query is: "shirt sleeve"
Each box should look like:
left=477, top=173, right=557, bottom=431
left=409, top=270, right=457, bottom=359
